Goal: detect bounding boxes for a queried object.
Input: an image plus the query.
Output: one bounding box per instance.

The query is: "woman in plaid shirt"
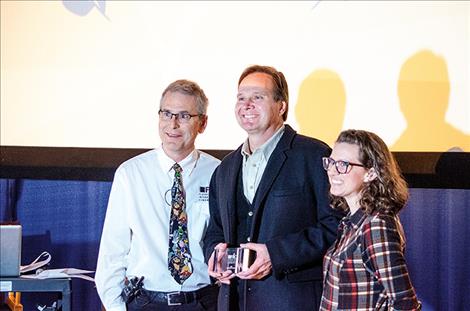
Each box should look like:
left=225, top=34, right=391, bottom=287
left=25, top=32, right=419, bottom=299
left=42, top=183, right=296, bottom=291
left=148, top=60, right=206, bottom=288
left=319, top=129, right=421, bottom=310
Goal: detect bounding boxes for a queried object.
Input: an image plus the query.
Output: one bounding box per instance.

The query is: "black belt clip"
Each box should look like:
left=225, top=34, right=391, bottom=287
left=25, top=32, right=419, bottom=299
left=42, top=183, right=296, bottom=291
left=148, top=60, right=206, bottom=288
left=121, top=276, right=145, bottom=304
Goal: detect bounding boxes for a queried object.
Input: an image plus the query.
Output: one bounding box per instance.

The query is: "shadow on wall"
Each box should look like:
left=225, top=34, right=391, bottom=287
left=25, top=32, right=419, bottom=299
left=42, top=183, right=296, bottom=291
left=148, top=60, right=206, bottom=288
left=392, top=50, right=470, bottom=151
left=295, top=50, right=470, bottom=152
left=295, top=69, right=346, bottom=148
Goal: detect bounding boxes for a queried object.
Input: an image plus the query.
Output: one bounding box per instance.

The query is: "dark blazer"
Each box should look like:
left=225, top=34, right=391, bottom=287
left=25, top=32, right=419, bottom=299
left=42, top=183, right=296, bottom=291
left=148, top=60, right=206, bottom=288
left=204, top=125, right=343, bottom=311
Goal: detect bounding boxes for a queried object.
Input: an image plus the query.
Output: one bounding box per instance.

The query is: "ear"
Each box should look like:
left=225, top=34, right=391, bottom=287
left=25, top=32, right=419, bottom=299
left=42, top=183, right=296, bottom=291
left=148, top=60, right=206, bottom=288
left=279, top=101, right=287, bottom=117
left=198, top=115, right=208, bottom=134
left=363, top=168, right=378, bottom=183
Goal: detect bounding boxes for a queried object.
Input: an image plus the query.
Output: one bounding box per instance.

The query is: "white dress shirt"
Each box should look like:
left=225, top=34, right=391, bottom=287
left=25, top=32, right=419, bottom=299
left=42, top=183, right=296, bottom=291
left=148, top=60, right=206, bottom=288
left=241, top=125, right=285, bottom=203
left=95, top=147, right=220, bottom=311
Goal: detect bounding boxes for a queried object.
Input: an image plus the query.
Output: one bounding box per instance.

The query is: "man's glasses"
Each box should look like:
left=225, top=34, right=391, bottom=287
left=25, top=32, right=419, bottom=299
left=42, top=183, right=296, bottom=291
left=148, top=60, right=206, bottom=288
left=158, top=109, right=202, bottom=123
left=322, top=157, right=365, bottom=174
left=236, top=93, right=269, bottom=105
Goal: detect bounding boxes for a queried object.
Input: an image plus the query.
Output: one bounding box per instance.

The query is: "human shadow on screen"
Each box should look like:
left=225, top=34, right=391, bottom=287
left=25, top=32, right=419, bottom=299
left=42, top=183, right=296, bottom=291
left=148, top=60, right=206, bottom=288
left=295, top=69, right=346, bottom=148
left=391, top=50, right=470, bottom=151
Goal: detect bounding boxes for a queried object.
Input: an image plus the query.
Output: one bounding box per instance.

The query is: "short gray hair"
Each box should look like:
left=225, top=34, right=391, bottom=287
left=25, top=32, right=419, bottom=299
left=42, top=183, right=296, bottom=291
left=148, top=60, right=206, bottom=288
left=160, top=79, right=208, bottom=115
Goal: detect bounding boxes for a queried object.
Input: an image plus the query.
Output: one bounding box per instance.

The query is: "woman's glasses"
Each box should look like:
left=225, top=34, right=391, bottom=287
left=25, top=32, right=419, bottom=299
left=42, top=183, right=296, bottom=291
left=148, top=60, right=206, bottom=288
left=322, top=157, right=365, bottom=174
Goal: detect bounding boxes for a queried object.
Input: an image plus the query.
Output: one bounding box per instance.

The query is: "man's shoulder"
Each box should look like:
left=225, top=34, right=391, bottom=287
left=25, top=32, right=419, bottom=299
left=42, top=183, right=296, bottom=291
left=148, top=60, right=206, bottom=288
left=280, top=133, right=331, bottom=162
left=291, top=132, right=330, bottom=151
left=220, top=146, right=242, bottom=164
left=118, top=149, right=157, bottom=170
left=211, top=147, right=242, bottom=176
left=197, top=150, right=222, bottom=173
left=198, top=150, right=222, bottom=165
left=281, top=124, right=331, bottom=153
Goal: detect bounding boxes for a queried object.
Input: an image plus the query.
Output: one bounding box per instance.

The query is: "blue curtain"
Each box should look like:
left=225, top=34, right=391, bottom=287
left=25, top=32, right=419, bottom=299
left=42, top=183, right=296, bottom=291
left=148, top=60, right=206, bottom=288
left=1, top=179, right=469, bottom=310
left=400, top=188, right=470, bottom=311
left=1, top=179, right=111, bottom=310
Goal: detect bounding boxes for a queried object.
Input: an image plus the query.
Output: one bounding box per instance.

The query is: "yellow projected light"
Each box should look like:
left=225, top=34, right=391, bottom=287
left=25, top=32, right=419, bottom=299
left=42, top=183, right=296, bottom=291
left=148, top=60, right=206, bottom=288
left=393, top=50, right=470, bottom=151
left=1, top=1, right=469, bottom=151
left=295, top=69, right=346, bottom=148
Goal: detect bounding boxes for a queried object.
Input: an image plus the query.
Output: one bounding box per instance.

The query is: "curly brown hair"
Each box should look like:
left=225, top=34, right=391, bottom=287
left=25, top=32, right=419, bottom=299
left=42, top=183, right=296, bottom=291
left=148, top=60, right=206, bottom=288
left=331, top=129, right=409, bottom=216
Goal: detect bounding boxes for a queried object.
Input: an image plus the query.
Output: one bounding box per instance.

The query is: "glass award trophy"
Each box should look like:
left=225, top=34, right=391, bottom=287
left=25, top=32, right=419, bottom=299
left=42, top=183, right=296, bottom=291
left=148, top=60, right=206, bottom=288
left=213, top=247, right=254, bottom=273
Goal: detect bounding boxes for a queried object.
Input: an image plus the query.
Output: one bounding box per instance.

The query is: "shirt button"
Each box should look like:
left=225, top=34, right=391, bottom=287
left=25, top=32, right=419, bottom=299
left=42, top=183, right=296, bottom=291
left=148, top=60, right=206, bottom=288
left=249, top=185, right=254, bottom=189
left=247, top=237, right=251, bottom=242
left=252, top=164, right=257, bottom=167
left=248, top=211, right=253, bottom=217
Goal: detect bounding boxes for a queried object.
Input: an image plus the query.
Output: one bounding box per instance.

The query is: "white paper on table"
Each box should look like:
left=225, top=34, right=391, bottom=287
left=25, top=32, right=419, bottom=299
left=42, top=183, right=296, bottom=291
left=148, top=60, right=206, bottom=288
left=21, top=268, right=95, bottom=282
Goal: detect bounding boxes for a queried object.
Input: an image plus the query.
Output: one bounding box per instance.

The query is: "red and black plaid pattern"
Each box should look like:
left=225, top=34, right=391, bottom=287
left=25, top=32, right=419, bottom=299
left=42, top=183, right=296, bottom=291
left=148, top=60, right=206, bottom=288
left=320, top=209, right=421, bottom=310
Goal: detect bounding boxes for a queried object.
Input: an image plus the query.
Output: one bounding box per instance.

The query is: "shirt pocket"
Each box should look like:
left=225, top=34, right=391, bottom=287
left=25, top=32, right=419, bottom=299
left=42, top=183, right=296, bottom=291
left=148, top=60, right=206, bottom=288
left=187, top=201, right=210, bottom=243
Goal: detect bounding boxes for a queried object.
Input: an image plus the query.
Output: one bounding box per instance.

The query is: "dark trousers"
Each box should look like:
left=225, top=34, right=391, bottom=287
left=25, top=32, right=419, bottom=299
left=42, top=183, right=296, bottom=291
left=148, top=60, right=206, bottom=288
left=127, top=284, right=219, bottom=311
left=229, top=279, right=322, bottom=311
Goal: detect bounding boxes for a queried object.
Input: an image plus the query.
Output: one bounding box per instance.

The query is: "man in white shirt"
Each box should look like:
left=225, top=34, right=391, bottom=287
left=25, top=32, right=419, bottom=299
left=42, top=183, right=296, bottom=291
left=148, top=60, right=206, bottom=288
left=95, top=79, right=221, bottom=311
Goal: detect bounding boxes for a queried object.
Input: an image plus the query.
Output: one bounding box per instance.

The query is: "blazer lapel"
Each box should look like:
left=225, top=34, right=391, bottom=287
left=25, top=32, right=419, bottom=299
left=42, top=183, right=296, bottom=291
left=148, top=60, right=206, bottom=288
left=250, top=125, right=296, bottom=236
left=223, top=146, right=243, bottom=245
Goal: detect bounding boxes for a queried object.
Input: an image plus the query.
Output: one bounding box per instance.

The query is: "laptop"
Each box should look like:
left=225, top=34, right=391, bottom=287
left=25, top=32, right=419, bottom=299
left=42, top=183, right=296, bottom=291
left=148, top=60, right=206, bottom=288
left=0, top=224, right=22, bottom=277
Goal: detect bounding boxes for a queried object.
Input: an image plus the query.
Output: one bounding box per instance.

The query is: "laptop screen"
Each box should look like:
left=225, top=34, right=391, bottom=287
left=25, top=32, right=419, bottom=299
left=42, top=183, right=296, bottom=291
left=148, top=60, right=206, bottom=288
left=0, top=225, right=22, bottom=277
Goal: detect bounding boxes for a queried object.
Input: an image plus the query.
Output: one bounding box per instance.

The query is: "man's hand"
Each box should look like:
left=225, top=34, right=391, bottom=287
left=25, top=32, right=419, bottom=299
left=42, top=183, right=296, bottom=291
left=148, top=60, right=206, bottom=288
left=236, top=243, right=272, bottom=280
left=207, top=243, right=235, bottom=284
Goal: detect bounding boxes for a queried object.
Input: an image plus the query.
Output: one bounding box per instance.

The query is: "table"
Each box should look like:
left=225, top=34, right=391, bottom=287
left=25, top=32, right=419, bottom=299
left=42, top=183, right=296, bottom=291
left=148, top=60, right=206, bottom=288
left=0, top=277, right=71, bottom=311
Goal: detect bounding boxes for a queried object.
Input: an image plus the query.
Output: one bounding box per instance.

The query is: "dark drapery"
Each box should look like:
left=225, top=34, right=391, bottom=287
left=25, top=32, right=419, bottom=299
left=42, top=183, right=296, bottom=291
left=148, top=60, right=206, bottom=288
left=1, top=179, right=111, bottom=310
left=400, top=188, right=470, bottom=311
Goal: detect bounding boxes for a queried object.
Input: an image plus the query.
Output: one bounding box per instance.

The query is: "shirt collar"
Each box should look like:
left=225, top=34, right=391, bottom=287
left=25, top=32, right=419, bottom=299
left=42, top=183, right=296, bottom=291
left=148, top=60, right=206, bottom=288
left=342, top=208, right=367, bottom=230
left=157, top=146, right=199, bottom=176
left=241, top=125, right=285, bottom=160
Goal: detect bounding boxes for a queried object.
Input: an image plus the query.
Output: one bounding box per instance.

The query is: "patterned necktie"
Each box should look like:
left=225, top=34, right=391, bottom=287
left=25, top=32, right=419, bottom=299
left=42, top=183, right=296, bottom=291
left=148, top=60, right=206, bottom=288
left=168, top=163, right=193, bottom=284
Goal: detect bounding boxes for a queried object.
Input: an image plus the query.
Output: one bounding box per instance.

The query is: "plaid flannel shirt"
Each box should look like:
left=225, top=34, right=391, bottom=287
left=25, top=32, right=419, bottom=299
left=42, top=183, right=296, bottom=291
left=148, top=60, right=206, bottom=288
left=320, top=209, right=421, bottom=310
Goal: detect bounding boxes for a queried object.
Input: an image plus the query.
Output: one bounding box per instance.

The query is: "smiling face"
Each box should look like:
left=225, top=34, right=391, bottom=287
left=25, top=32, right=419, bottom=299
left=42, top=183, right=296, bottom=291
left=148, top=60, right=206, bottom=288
left=159, top=91, right=207, bottom=162
left=327, top=142, right=369, bottom=213
left=235, top=72, right=286, bottom=147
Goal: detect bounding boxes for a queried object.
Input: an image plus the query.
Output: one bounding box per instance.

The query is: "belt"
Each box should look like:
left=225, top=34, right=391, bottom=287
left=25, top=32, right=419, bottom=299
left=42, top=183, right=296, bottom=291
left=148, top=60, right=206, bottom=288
left=143, top=284, right=218, bottom=306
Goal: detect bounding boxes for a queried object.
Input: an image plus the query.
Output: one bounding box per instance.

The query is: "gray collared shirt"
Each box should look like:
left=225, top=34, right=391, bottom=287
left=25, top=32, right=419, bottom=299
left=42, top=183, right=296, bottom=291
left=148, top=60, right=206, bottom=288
left=241, top=125, right=285, bottom=203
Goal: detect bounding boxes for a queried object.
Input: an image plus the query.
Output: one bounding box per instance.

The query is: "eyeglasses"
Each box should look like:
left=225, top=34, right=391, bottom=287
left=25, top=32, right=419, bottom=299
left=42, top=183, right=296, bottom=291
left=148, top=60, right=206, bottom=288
left=236, top=93, right=270, bottom=105
left=322, top=157, right=365, bottom=174
left=158, top=109, right=202, bottom=123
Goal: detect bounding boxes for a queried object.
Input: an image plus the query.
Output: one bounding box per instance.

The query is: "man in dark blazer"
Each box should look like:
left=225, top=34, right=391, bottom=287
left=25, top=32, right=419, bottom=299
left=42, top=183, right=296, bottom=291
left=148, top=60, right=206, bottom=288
left=203, top=65, right=343, bottom=311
